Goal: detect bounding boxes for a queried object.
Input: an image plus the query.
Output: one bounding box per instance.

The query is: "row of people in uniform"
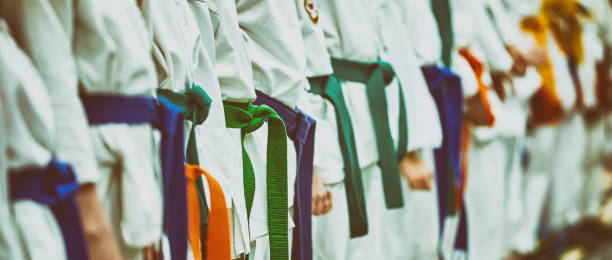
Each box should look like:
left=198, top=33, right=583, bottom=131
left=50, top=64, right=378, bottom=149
left=1, top=0, right=611, bottom=259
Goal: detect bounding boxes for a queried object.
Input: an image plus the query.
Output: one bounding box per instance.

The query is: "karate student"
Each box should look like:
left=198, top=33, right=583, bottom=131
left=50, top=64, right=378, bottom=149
left=365, top=0, right=447, bottom=259
left=141, top=0, right=233, bottom=258
left=0, top=18, right=71, bottom=260
left=395, top=0, right=471, bottom=258
left=575, top=0, right=612, bottom=221
left=235, top=0, right=319, bottom=258
left=521, top=0, right=599, bottom=233
left=2, top=0, right=188, bottom=258
left=317, top=0, right=422, bottom=257
left=449, top=0, right=519, bottom=258
left=293, top=1, right=355, bottom=259
left=209, top=0, right=293, bottom=258
left=491, top=0, right=561, bottom=253
left=482, top=0, right=544, bottom=254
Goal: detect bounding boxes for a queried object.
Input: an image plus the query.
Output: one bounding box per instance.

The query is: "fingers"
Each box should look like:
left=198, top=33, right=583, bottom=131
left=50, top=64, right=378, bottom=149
left=321, top=191, right=333, bottom=215
left=400, top=153, right=434, bottom=191
left=312, top=190, right=333, bottom=216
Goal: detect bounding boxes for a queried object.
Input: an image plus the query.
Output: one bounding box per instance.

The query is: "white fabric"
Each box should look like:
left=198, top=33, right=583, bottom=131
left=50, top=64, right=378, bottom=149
left=296, top=3, right=351, bottom=259
left=395, top=0, right=443, bottom=65
left=578, top=0, right=605, bottom=109
left=210, top=0, right=256, bottom=103
left=5, top=0, right=164, bottom=256
left=380, top=149, right=440, bottom=260
left=465, top=139, right=507, bottom=260
left=346, top=164, right=384, bottom=259
left=296, top=0, right=334, bottom=78
left=374, top=0, right=444, bottom=151
left=0, top=0, right=99, bottom=184
left=311, top=182, right=349, bottom=260
left=235, top=2, right=312, bottom=258
left=549, top=113, right=587, bottom=229
left=299, top=93, right=345, bottom=185
left=317, top=0, right=390, bottom=167
left=208, top=0, right=258, bottom=255
left=295, top=0, right=343, bottom=184
left=513, top=127, right=557, bottom=253
left=236, top=0, right=309, bottom=108
left=0, top=20, right=60, bottom=260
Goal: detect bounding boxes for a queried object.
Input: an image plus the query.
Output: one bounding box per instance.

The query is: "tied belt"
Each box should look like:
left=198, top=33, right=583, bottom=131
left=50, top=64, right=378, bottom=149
left=308, top=76, right=368, bottom=238
left=185, top=165, right=231, bottom=260
left=10, top=159, right=89, bottom=260
left=223, top=101, right=288, bottom=260
left=252, top=91, right=316, bottom=260
left=158, top=86, right=230, bottom=260
left=422, top=65, right=468, bottom=251
left=81, top=94, right=187, bottom=260
left=330, top=58, right=407, bottom=209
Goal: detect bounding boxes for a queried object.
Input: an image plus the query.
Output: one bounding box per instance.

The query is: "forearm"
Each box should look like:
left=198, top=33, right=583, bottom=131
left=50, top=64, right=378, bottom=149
left=76, top=184, right=123, bottom=260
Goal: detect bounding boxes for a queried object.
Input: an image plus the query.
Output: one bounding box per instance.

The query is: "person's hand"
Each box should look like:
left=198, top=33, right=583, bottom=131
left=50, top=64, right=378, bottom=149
left=506, top=45, right=528, bottom=76
left=525, top=46, right=548, bottom=67
left=464, top=93, right=494, bottom=127
left=490, top=70, right=514, bottom=101
left=76, top=184, right=123, bottom=260
left=312, top=169, right=332, bottom=216
left=399, top=152, right=433, bottom=191
left=142, top=241, right=162, bottom=260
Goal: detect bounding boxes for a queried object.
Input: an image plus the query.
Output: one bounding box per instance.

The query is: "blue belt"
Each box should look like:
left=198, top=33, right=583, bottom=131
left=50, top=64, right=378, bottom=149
left=422, top=65, right=468, bottom=252
left=253, top=90, right=316, bottom=260
left=10, top=158, right=89, bottom=260
left=81, top=94, right=188, bottom=260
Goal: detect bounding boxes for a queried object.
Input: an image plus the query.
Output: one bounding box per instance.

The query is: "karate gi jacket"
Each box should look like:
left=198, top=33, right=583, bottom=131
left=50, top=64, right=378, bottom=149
left=2, top=0, right=164, bottom=257
left=317, top=0, right=407, bottom=168
left=295, top=0, right=346, bottom=185
left=373, top=0, right=444, bottom=151
left=0, top=19, right=54, bottom=260
left=236, top=0, right=307, bottom=250
left=208, top=0, right=257, bottom=255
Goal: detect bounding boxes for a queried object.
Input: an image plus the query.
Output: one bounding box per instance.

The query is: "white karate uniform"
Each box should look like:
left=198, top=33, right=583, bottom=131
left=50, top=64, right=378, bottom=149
left=370, top=1, right=445, bottom=259
left=490, top=0, right=552, bottom=253
left=0, top=19, right=54, bottom=260
left=292, top=1, right=351, bottom=259
left=212, top=0, right=298, bottom=257
left=208, top=0, right=257, bottom=255
left=451, top=0, right=516, bottom=259
left=142, top=1, right=238, bottom=258
left=546, top=0, right=605, bottom=230
left=236, top=0, right=310, bottom=257
left=317, top=0, right=416, bottom=258
left=579, top=0, right=612, bottom=218
left=4, top=0, right=165, bottom=258
left=484, top=0, right=543, bottom=254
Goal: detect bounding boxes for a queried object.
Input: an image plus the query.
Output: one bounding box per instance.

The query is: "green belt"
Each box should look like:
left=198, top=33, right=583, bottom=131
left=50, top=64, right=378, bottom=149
left=223, top=101, right=288, bottom=260
left=157, top=85, right=212, bottom=260
left=331, top=58, right=407, bottom=209
left=309, top=76, right=368, bottom=238
left=431, top=0, right=454, bottom=67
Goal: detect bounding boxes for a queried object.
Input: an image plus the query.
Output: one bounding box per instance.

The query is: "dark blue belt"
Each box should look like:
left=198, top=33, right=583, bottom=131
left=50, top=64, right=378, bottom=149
left=422, top=65, right=468, bottom=252
left=81, top=94, right=188, bottom=260
left=253, top=90, right=316, bottom=260
left=10, top=158, right=89, bottom=260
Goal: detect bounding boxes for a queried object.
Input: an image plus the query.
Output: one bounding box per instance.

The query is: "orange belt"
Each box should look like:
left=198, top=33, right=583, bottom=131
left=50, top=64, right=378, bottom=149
left=456, top=48, right=496, bottom=210
left=458, top=48, right=496, bottom=127
left=186, top=164, right=231, bottom=260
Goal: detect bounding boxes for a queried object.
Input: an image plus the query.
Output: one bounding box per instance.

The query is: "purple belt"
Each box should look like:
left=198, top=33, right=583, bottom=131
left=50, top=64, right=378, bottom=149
left=253, top=90, right=316, bottom=260
left=422, top=65, right=468, bottom=252
left=10, top=158, right=89, bottom=260
left=81, top=94, right=188, bottom=260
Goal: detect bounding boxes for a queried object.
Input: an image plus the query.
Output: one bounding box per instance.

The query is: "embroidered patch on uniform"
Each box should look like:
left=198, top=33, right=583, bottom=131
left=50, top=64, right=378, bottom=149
left=304, top=0, right=319, bottom=24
